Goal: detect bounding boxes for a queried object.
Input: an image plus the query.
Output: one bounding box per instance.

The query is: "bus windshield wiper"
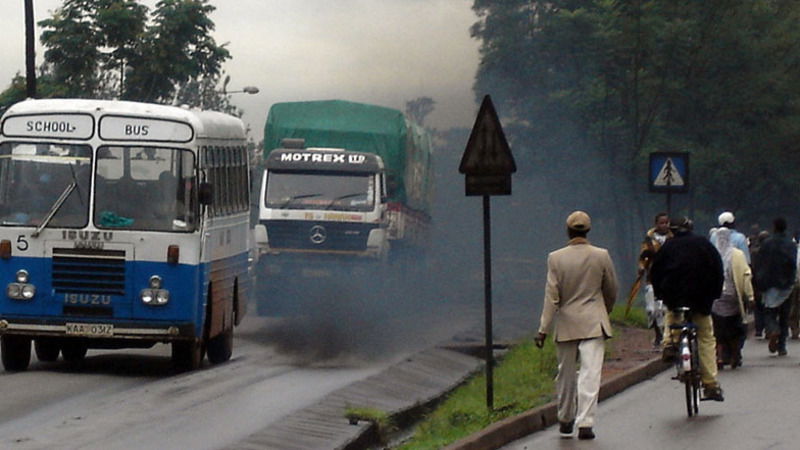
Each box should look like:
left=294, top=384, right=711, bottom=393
left=32, top=181, right=77, bottom=238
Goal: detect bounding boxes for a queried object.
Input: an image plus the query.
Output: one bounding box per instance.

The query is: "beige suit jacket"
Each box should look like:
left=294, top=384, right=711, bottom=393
left=538, top=237, right=619, bottom=342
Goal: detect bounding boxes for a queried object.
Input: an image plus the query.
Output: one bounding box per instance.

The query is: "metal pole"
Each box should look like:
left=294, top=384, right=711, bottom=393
left=666, top=191, right=672, bottom=218
left=483, top=194, right=494, bottom=410
left=25, top=0, right=36, bottom=98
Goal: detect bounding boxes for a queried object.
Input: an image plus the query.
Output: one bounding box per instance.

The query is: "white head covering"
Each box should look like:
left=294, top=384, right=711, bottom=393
left=718, top=211, right=735, bottom=226
left=714, top=227, right=733, bottom=273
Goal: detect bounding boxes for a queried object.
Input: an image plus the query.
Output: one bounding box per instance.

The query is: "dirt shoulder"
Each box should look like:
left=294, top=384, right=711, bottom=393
left=603, top=324, right=660, bottom=379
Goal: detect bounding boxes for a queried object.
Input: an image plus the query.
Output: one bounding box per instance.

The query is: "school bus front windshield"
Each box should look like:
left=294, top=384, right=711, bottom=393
left=94, top=146, right=197, bottom=232
left=0, top=143, right=198, bottom=233
left=0, top=142, right=92, bottom=228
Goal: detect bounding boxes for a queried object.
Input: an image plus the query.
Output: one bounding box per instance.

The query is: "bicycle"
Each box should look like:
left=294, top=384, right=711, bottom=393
left=667, top=307, right=701, bottom=417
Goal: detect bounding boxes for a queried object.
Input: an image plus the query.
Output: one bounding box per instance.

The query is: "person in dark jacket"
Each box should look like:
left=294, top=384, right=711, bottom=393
left=650, top=216, right=724, bottom=401
left=753, top=217, right=797, bottom=356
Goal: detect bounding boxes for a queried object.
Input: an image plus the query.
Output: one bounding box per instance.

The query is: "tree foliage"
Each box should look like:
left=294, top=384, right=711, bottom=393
left=2, top=0, right=236, bottom=113
left=471, top=0, right=800, bottom=257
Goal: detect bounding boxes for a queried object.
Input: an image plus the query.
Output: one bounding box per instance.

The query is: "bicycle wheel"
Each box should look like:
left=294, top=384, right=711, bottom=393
left=690, top=336, right=701, bottom=415
left=684, top=377, right=693, bottom=417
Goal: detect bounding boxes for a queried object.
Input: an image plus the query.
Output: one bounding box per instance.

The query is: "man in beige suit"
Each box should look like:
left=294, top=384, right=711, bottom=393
left=534, top=211, right=618, bottom=440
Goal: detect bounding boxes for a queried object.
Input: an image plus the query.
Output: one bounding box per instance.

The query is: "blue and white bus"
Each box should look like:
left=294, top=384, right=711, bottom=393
left=0, top=99, right=253, bottom=371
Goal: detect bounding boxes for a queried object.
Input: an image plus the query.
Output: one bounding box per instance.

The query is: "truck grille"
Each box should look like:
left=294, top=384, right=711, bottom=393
left=52, top=248, right=126, bottom=296
left=264, top=220, right=374, bottom=251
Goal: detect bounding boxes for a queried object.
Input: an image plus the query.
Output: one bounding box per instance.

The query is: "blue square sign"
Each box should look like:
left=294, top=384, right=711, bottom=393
left=649, top=152, right=689, bottom=192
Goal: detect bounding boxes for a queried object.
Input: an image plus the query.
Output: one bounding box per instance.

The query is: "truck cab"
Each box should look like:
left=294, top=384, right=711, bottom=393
left=254, top=139, right=390, bottom=273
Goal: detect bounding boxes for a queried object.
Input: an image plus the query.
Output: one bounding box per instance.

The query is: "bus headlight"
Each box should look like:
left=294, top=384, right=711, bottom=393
left=6, top=283, right=21, bottom=299
left=141, top=275, right=169, bottom=306
left=7, top=270, right=36, bottom=300
left=16, top=270, right=29, bottom=283
left=7, top=282, right=35, bottom=300
left=21, top=284, right=36, bottom=299
left=140, top=289, right=170, bottom=305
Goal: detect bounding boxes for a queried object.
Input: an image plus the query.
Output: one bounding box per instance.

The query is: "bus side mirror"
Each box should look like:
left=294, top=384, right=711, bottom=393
left=199, top=182, right=213, bottom=205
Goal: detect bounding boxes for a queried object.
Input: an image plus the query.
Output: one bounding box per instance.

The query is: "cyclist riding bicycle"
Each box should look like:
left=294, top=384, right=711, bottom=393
left=650, top=216, right=725, bottom=401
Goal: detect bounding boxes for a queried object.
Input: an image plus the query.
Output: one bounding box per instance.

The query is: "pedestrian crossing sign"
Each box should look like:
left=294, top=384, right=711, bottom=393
left=649, top=152, right=689, bottom=192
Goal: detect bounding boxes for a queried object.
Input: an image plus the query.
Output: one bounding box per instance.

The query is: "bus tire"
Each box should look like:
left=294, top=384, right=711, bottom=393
left=206, top=328, right=233, bottom=364
left=61, top=340, right=88, bottom=362
left=34, top=338, right=61, bottom=362
left=172, top=339, right=203, bottom=372
left=1, top=335, right=31, bottom=371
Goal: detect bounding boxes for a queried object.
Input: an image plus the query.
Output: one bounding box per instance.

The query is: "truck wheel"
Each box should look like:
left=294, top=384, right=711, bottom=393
left=172, top=339, right=204, bottom=372
left=206, top=328, right=233, bottom=364
left=1, top=335, right=31, bottom=371
left=34, top=338, right=61, bottom=362
left=61, top=341, right=88, bottom=362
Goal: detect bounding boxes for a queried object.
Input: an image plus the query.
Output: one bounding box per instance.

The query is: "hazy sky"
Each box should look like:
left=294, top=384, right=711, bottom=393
left=1, top=0, right=481, bottom=141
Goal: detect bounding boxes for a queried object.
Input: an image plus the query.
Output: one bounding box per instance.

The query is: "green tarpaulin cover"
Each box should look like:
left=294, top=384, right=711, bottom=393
left=263, top=100, right=432, bottom=214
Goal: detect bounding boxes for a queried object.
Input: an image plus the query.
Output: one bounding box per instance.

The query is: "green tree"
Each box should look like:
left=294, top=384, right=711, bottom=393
left=124, top=0, right=230, bottom=103
left=405, top=96, right=436, bottom=127
left=471, top=0, right=800, bottom=270
left=1, top=0, right=231, bottom=111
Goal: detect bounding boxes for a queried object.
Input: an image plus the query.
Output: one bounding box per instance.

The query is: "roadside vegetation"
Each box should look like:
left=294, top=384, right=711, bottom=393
left=394, top=305, right=648, bottom=449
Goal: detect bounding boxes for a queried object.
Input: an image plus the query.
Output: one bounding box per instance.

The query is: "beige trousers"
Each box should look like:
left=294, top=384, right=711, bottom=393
left=663, top=310, right=718, bottom=388
left=556, top=337, right=605, bottom=428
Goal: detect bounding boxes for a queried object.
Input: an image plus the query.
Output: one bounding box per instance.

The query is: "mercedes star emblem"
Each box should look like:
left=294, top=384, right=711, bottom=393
left=309, top=225, right=327, bottom=244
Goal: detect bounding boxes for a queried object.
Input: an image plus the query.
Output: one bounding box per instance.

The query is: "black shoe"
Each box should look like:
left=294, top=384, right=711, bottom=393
left=559, top=420, right=574, bottom=438
left=702, top=386, right=725, bottom=402
left=768, top=334, right=779, bottom=353
left=778, top=349, right=788, bottom=356
left=578, top=427, right=595, bottom=440
left=662, top=345, right=678, bottom=363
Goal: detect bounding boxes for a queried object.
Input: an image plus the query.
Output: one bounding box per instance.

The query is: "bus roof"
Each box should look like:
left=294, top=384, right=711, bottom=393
left=1, top=98, right=246, bottom=141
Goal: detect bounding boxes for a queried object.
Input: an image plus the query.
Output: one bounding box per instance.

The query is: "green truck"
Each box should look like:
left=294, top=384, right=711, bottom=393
left=253, top=100, right=433, bottom=311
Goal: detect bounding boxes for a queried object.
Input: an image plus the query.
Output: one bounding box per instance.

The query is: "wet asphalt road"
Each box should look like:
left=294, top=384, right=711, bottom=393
left=502, top=334, right=800, bottom=450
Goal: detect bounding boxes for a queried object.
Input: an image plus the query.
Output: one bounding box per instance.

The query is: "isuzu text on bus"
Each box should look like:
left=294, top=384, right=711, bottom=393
left=0, top=99, right=253, bottom=371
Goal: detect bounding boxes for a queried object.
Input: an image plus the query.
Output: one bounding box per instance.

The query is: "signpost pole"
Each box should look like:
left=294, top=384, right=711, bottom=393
left=459, top=94, right=516, bottom=412
left=482, top=194, right=494, bottom=410
left=666, top=177, right=672, bottom=217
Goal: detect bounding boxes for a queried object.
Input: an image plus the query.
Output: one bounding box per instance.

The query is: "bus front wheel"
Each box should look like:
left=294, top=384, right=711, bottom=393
left=1, top=335, right=31, bottom=371
left=61, top=340, right=88, bottom=362
left=172, top=339, right=204, bottom=372
left=206, top=328, right=233, bottom=364
left=34, top=338, right=61, bottom=362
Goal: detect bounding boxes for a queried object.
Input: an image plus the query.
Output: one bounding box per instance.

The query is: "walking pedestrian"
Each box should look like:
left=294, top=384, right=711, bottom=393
left=710, top=228, right=753, bottom=369
left=637, top=212, right=672, bottom=346
left=753, top=217, right=797, bottom=356
left=749, top=229, right=769, bottom=338
left=711, top=211, right=751, bottom=264
left=787, top=234, right=800, bottom=340
left=535, top=211, right=618, bottom=440
left=650, top=216, right=725, bottom=401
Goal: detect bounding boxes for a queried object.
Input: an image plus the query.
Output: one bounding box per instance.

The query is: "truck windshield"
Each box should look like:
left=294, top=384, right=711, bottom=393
left=94, top=146, right=197, bottom=232
left=265, top=171, right=374, bottom=212
left=0, top=142, right=92, bottom=227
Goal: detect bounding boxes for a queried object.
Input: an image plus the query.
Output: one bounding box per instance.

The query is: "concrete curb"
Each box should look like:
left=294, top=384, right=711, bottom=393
left=444, top=357, right=669, bottom=450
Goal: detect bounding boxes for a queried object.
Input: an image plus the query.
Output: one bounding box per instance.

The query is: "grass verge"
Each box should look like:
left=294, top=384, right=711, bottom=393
left=394, top=305, right=648, bottom=449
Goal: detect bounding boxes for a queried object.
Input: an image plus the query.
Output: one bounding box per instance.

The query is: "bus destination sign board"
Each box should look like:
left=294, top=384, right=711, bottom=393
left=1, top=113, right=94, bottom=140
left=99, top=116, right=194, bottom=143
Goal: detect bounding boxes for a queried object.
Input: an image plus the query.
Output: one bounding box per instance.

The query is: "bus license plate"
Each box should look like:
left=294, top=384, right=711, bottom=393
left=65, top=322, right=114, bottom=337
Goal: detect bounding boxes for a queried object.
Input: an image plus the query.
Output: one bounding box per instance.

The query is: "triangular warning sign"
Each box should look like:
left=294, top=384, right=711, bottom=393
left=653, top=157, right=684, bottom=187
left=459, top=95, right=516, bottom=176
